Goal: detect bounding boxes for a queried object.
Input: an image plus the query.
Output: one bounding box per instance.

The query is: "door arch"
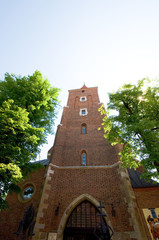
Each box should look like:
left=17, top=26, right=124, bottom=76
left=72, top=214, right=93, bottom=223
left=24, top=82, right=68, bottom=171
left=63, top=200, right=110, bottom=240
left=57, top=194, right=113, bottom=240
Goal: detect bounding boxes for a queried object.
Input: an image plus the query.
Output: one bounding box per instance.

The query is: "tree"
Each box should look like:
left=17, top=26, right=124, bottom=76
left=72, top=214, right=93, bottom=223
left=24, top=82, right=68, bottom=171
left=99, top=78, right=159, bottom=181
left=0, top=71, right=60, bottom=209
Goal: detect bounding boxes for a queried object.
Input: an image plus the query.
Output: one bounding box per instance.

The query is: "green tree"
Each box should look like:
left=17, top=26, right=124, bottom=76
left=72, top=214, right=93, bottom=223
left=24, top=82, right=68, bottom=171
left=0, top=71, right=60, bottom=209
left=99, top=78, right=159, bottom=181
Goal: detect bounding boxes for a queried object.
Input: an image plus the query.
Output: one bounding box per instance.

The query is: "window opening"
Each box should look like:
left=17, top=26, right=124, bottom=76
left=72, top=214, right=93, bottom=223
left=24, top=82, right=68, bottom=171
left=82, top=152, right=87, bottom=165
left=23, top=187, right=34, bottom=200
left=81, top=124, right=87, bottom=134
left=80, top=96, right=87, bottom=102
left=82, top=126, right=86, bottom=134
left=150, top=208, right=157, bottom=218
left=80, top=108, right=88, bottom=116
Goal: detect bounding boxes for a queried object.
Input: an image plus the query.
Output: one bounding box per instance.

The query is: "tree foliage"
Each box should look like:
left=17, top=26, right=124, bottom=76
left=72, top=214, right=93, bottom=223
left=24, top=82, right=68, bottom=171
left=0, top=71, right=60, bottom=209
left=99, top=78, right=159, bottom=181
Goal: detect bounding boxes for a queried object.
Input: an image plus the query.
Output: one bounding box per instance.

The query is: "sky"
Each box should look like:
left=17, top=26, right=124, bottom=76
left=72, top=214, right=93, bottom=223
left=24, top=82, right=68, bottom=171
left=0, top=0, right=159, bottom=159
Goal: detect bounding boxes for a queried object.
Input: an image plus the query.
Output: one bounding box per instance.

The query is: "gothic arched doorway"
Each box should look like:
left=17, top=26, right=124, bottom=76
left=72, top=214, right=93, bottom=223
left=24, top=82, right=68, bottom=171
left=63, top=200, right=110, bottom=240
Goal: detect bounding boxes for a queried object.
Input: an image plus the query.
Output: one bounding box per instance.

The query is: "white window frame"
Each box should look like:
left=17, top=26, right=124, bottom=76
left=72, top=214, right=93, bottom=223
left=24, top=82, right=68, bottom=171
left=80, top=96, right=87, bottom=102
left=80, top=108, right=88, bottom=116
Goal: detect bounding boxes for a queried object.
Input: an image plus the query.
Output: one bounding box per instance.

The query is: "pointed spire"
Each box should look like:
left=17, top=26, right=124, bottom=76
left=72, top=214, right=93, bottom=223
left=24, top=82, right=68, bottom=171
left=81, top=83, right=88, bottom=89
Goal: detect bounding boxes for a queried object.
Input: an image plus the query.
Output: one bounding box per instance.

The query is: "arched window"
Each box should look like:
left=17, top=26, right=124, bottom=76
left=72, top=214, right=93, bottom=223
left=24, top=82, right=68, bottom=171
left=81, top=123, right=87, bottom=134
left=63, top=201, right=110, bottom=239
left=81, top=151, right=87, bottom=165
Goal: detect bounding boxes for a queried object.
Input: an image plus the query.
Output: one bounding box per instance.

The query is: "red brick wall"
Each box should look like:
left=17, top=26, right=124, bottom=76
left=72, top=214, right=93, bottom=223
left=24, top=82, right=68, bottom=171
left=0, top=166, right=47, bottom=240
left=36, top=86, right=141, bottom=238
left=38, top=166, right=134, bottom=233
left=51, top=87, right=120, bottom=167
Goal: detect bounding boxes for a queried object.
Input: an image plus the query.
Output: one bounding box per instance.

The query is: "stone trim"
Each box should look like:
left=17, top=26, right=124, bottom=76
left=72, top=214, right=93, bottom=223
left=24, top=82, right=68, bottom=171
left=118, top=167, right=148, bottom=240
left=48, top=233, right=57, bottom=240
left=33, top=165, right=54, bottom=239
left=49, top=161, right=121, bottom=169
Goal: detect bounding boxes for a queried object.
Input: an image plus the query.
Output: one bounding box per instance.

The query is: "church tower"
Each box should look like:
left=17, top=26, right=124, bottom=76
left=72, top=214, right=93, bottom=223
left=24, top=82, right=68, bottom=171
left=33, top=85, right=147, bottom=240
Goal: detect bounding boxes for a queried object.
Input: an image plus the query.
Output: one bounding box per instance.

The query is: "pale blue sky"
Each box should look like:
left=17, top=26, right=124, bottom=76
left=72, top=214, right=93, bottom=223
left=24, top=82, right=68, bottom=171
left=0, top=0, right=159, bottom=159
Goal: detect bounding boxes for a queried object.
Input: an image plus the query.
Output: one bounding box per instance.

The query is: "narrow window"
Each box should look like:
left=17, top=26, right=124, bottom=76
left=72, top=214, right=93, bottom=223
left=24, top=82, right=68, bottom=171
left=82, top=126, right=86, bottom=134
left=149, top=208, right=157, bottom=218
left=81, top=151, right=87, bottom=165
left=81, top=123, right=87, bottom=134
left=82, top=153, right=86, bottom=165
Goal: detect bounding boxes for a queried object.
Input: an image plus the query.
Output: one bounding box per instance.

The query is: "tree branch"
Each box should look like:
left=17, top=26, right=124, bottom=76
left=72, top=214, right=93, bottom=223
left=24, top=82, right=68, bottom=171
left=122, top=100, right=133, bottom=114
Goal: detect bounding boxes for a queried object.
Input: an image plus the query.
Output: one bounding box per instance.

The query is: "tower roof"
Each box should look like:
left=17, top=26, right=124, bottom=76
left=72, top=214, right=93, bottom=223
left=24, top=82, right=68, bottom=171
left=81, top=84, right=88, bottom=89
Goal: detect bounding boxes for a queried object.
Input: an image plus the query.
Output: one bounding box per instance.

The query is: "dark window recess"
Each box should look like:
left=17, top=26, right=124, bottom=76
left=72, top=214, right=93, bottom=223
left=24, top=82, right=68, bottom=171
left=150, top=208, right=157, bottom=218
left=82, top=110, right=86, bottom=115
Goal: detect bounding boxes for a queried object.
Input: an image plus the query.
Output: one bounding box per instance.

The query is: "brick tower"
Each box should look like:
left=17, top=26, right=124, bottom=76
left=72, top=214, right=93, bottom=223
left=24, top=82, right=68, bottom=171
left=33, top=85, right=147, bottom=240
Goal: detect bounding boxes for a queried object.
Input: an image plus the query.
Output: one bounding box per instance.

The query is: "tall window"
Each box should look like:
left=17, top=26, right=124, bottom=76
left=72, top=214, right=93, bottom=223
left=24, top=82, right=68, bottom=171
left=82, top=151, right=87, bottom=165
left=149, top=208, right=157, bottom=218
left=81, top=123, right=87, bottom=134
left=82, top=126, right=86, bottom=134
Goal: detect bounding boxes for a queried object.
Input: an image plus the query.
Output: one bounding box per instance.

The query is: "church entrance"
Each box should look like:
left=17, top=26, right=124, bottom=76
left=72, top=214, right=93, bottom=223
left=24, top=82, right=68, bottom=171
left=63, top=201, right=110, bottom=240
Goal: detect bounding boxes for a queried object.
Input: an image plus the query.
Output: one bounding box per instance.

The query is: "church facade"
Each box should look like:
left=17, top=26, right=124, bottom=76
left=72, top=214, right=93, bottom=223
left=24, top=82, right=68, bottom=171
left=0, top=85, right=159, bottom=240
